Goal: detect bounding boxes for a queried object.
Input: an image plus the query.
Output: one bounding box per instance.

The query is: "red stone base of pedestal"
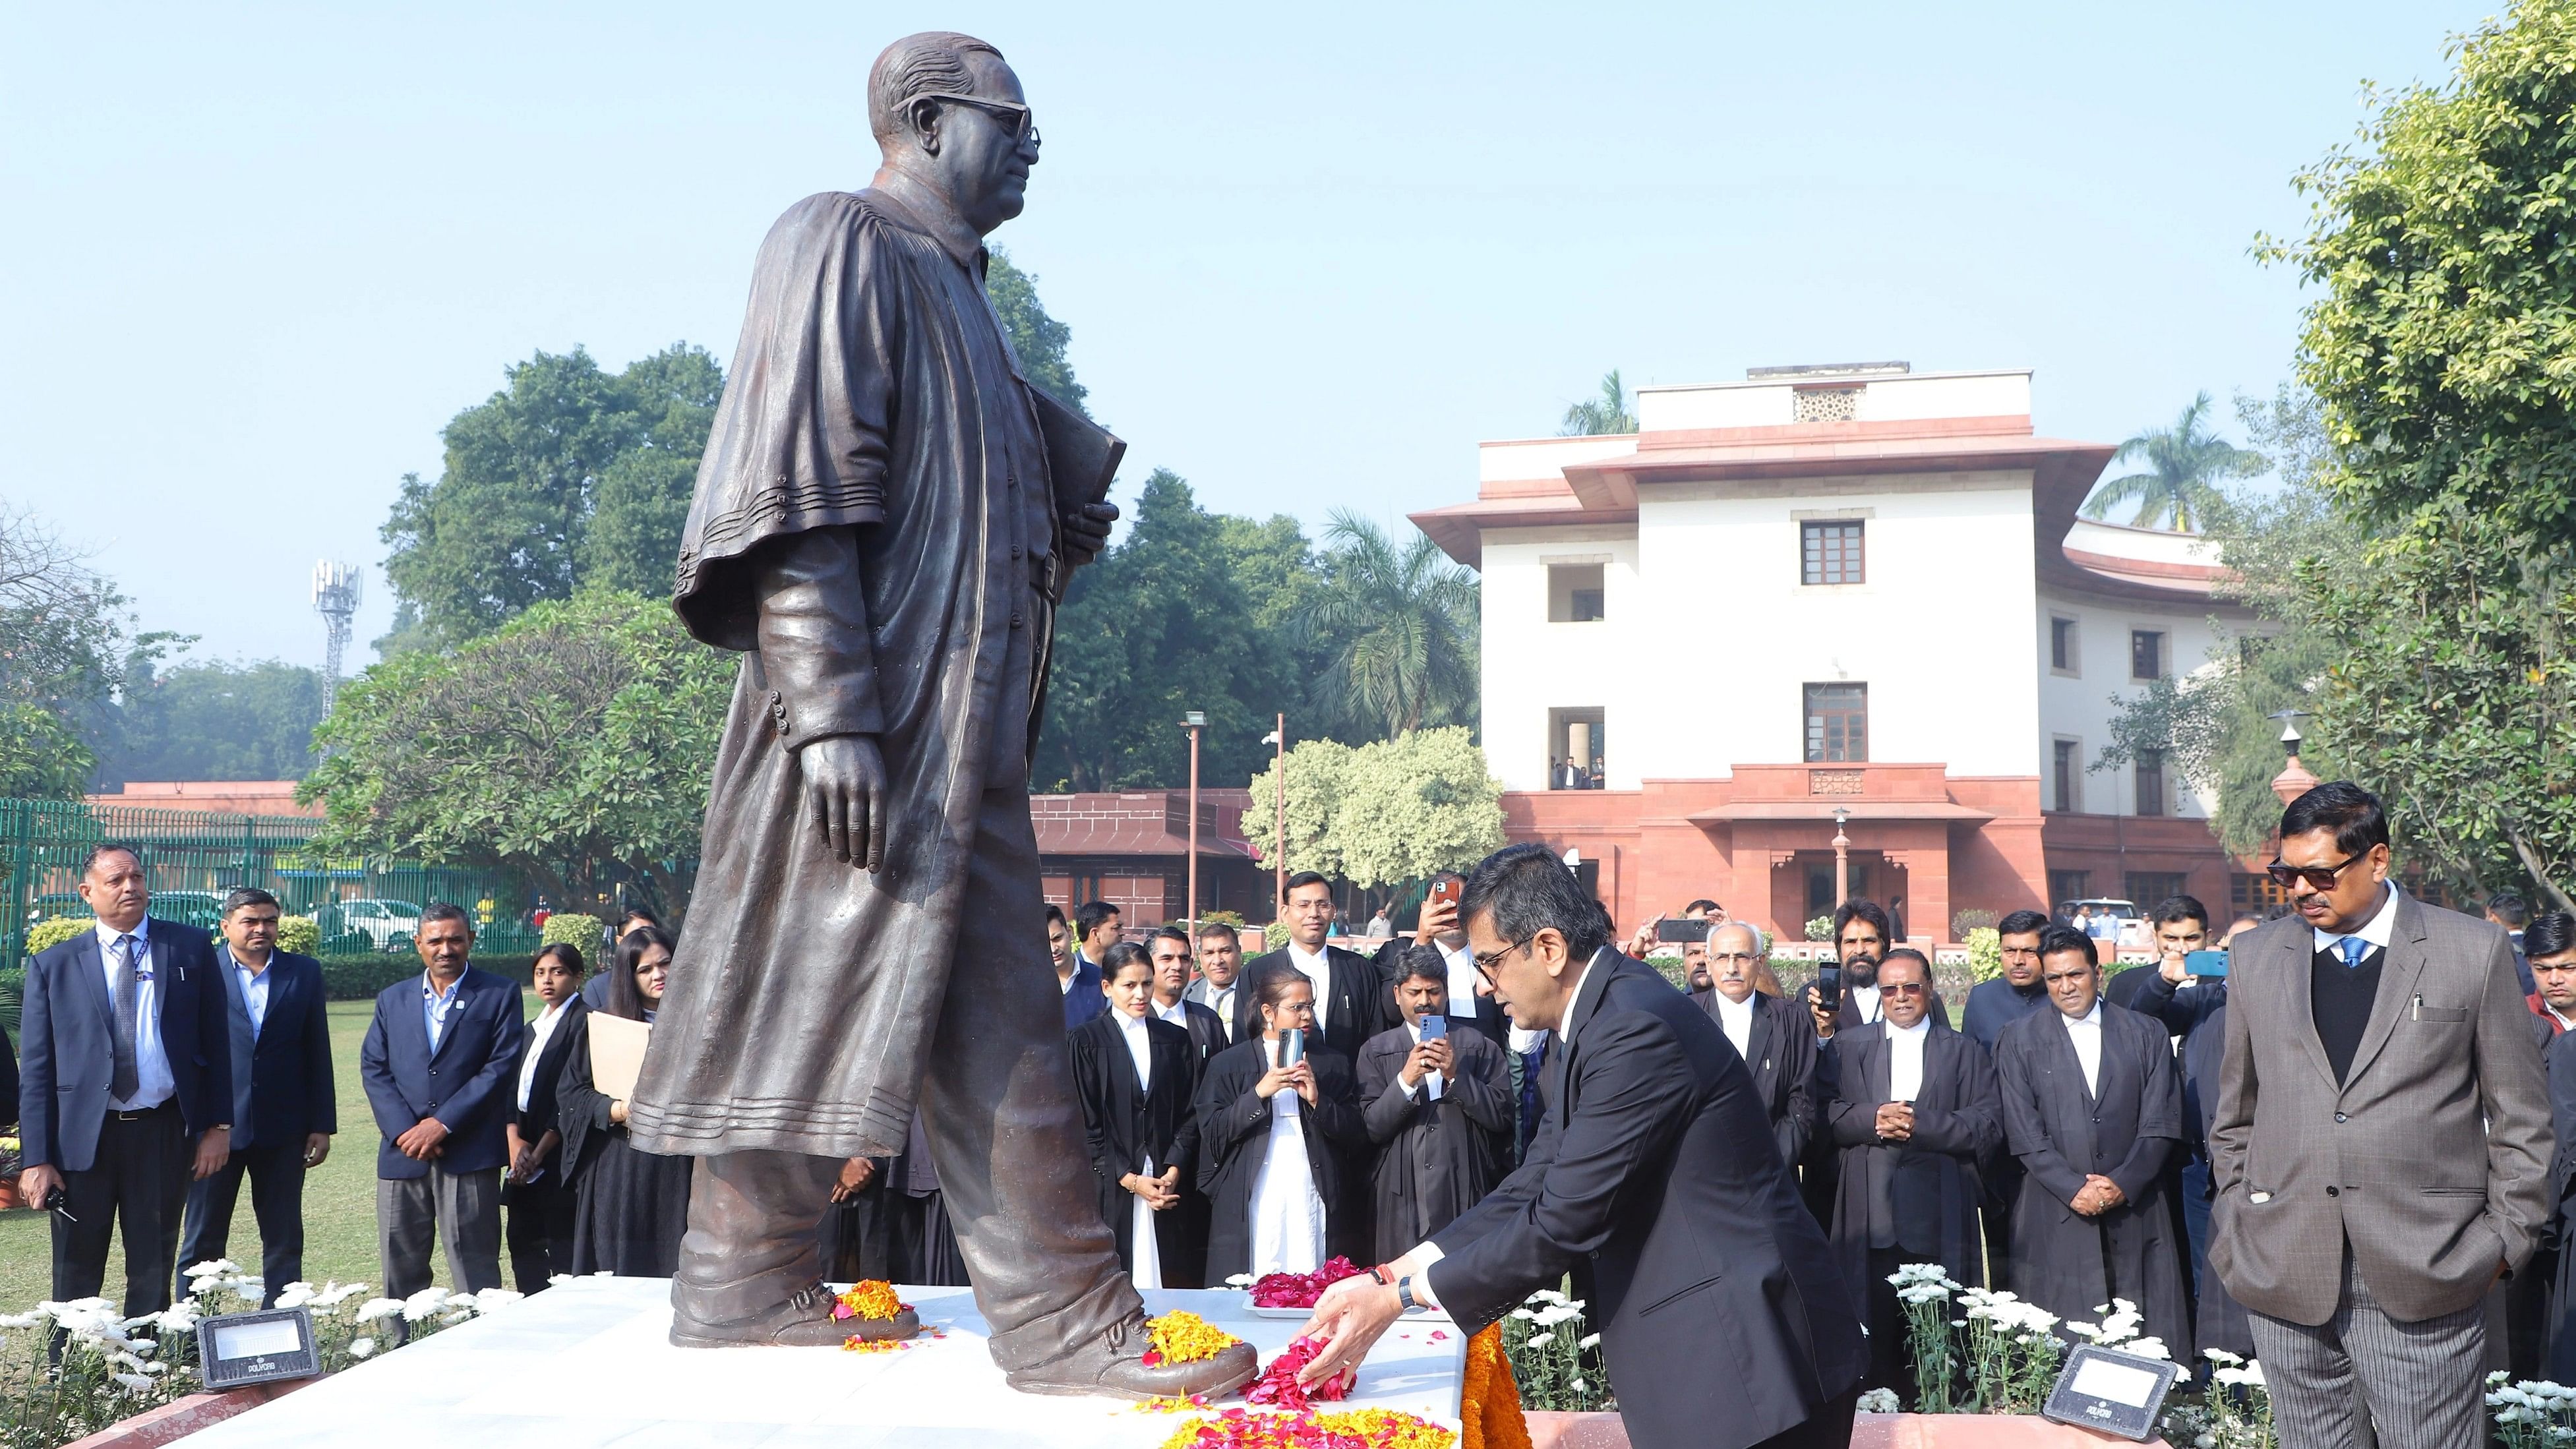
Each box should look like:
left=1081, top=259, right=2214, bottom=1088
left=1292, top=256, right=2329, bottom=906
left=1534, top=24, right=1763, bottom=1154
left=1526, top=1410, right=2166, bottom=1448
left=61, top=1379, right=309, bottom=1449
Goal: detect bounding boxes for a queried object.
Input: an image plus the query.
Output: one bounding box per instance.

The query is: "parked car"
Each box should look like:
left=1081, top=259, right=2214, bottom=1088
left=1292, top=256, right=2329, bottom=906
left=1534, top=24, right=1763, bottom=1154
left=327, top=899, right=425, bottom=953
left=27, top=889, right=225, bottom=931
left=2055, top=897, right=2143, bottom=947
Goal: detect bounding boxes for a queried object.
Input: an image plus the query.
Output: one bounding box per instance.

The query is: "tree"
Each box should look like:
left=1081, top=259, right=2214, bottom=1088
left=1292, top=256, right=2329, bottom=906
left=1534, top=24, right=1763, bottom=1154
left=1298, top=512, right=1480, bottom=740
left=300, top=589, right=733, bottom=917
left=0, top=503, right=160, bottom=797
left=99, top=657, right=330, bottom=784
left=2244, top=0, right=2576, bottom=906
left=1243, top=729, right=1504, bottom=889
left=2079, top=392, right=2261, bottom=532
left=1559, top=369, right=1636, bottom=436
left=1035, top=471, right=1283, bottom=792
left=377, top=344, right=722, bottom=651
left=987, top=249, right=1089, bottom=417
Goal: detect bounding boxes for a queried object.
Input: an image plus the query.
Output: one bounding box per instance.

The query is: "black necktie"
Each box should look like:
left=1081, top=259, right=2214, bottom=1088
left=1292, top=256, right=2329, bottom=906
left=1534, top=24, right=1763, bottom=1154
left=111, top=933, right=141, bottom=1102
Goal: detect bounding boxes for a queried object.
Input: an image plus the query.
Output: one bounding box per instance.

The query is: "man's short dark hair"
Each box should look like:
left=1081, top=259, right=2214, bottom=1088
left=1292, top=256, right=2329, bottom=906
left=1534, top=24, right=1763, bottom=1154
left=618, top=906, right=662, bottom=931
left=1397, top=943, right=1449, bottom=987
left=1074, top=901, right=1120, bottom=940
left=1832, top=898, right=1892, bottom=949
left=1878, top=947, right=1931, bottom=979
left=1458, top=843, right=1608, bottom=962
left=1044, top=903, right=1067, bottom=929
left=419, top=902, right=475, bottom=935
left=222, top=887, right=280, bottom=918
left=1685, top=899, right=1720, bottom=916
left=2279, top=781, right=2390, bottom=858
left=2488, top=891, right=2532, bottom=930
left=80, top=843, right=142, bottom=878
left=1195, top=919, right=1238, bottom=945
left=1283, top=870, right=1331, bottom=903
left=1996, top=908, right=2049, bottom=937
left=1147, top=926, right=1193, bottom=953
left=2525, top=910, right=2576, bottom=960
left=2037, top=924, right=2097, bottom=967
left=2148, top=895, right=2209, bottom=930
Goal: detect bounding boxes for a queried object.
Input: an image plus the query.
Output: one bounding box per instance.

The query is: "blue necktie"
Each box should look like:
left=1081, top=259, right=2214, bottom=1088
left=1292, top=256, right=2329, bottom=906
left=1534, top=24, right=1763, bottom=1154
left=2339, top=937, right=2368, bottom=970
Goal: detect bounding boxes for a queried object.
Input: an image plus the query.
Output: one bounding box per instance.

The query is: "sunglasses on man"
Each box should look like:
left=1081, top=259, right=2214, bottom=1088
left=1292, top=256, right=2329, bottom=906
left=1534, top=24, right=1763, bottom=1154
left=2264, top=850, right=2367, bottom=891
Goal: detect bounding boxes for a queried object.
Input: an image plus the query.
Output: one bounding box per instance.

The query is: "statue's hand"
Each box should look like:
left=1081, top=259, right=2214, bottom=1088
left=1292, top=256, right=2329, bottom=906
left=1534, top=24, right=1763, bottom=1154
left=1060, top=500, right=1119, bottom=564
left=802, top=734, right=889, bottom=871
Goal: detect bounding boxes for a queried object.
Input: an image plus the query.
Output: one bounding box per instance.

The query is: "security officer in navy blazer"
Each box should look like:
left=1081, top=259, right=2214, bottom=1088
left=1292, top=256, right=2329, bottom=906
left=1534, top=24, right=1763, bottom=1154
left=178, top=887, right=336, bottom=1307
left=360, top=902, right=526, bottom=1311
left=16, top=845, right=234, bottom=1318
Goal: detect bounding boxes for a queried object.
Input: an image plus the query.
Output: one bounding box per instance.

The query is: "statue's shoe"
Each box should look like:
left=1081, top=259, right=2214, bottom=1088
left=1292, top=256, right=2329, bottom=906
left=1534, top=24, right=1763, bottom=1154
left=1003, top=1312, right=1260, bottom=1400
left=669, top=1280, right=919, bottom=1348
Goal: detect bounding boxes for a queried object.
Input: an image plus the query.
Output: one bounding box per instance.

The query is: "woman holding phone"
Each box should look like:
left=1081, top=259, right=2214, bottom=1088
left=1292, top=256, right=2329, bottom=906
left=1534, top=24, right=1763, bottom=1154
left=1195, top=967, right=1367, bottom=1280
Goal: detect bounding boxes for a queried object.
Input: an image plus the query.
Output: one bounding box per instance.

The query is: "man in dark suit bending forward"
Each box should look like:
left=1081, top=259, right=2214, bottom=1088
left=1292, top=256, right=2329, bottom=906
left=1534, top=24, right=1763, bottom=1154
left=1299, top=844, right=1864, bottom=1449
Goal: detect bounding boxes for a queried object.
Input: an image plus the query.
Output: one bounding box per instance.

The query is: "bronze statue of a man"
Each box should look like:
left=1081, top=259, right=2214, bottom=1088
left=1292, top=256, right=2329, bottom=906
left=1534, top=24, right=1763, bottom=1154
left=628, top=32, right=1255, bottom=1398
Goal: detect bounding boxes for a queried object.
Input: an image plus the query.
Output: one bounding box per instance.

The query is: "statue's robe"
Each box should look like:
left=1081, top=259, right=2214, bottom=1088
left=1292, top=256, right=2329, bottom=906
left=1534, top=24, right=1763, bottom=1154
left=630, top=183, right=1086, bottom=1160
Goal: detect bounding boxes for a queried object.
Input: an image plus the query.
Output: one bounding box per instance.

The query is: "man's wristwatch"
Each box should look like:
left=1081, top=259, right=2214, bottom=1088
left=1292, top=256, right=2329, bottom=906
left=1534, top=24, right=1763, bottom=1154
left=1396, top=1276, right=1421, bottom=1313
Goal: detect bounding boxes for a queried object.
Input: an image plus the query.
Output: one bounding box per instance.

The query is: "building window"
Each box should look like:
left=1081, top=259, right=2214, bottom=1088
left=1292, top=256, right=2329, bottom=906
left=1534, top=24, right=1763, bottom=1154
left=1548, top=707, right=1606, bottom=789
left=2051, top=616, right=2079, bottom=674
left=1793, top=386, right=1861, bottom=423
left=2052, top=738, right=2080, bottom=812
left=2135, top=748, right=2166, bottom=817
left=1801, top=521, right=1865, bottom=585
left=2125, top=872, right=2188, bottom=908
left=1547, top=562, right=1606, bottom=622
left=2130, top=629, right=2165, bottom=681
left=2231, top=871, right=2287, bottom=916
left=1803, top=683, right=1867, bottom=762
left=2048, top=870, right=2091, bottom=909
left=1808, top=860, right=1872, bottom=918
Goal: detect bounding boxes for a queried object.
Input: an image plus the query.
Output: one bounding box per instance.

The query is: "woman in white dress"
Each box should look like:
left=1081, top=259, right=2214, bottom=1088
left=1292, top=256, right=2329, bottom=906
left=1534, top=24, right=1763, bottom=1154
left=1195, top=968, right=1367, bottom=1280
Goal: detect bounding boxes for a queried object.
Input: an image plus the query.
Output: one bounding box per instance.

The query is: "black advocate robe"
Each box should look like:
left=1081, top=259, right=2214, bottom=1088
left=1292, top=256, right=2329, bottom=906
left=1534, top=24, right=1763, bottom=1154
left=1231, top=947, right=1396, bottom=1063
left=1825, top=1019, right=2002, bottom=1305
left=1356, top=1022, right=1510, bottom=1262
left=1194, top=1036, right=1369, bottom=1281
left=558, top=1019, right=694, bottom=1278
left=1699, top=989, right=1823, bottom=1167
left=1994, top=1002, right=2193, bottom=1359
left=1069, top=1011, right=1205, bottom=1287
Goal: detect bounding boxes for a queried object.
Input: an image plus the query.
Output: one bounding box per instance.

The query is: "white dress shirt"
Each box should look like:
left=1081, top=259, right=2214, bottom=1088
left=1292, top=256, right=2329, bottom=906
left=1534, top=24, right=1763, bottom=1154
left=1152, top=997, right=1189, bottom=1027
left=1886, top=1016, right=1932, bottom=1102
left=1850, top=984, right=1883, bottom=1025
left=1553, top=949, right=1606, bottom=1050
left=1284, top=940, right=1333, bottom=1029
left=1712, top=989, right=1756, bottom=1061
left=96, top=919, right=176, bottom=1111
left=1201, top=980, right=1238, bottom=1033
left=2314, top=883, right=2401, bottom=961
left=1398, top=1018, right=1445, bottom=1102
left=1437, top=940, right=1480, bottom=1016
left=517, top=999, right=575, bottom=1113
left=2061, top=1001, right=2105, bottom=1097
left=230, top=950, right=273, bottom=1040
left=1118, top=1011, right=1163, bottom=1291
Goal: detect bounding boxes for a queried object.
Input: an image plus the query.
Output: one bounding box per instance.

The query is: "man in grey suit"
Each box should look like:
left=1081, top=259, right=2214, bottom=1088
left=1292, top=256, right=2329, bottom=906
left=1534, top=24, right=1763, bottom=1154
left=2210, top=782, right=2552, bottom=1449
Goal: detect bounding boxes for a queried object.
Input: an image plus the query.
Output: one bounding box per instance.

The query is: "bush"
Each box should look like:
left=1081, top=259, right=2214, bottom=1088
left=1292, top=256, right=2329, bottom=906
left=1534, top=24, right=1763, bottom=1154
left=1963, top=926, right=2002, bottom=984
left=1803, top=914, right=1833, bottom=943
left=1951, top=908, right=1998, bottom=939
left=25, top=917, right=88, bottom=958
left=541, top=913, right=605, bottom=953
left=1199, top=909, right=1245, bottom=930
left=276, top=916, right=322, bottom=956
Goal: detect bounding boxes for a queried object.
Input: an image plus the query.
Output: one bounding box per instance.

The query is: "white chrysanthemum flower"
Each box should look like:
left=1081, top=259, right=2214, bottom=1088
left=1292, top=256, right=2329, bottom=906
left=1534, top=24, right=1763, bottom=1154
left=230, top=1280, right=264, bottom=1302
left=1525, top=1332, right=1555, bottom=1349
left=475, top=1289, right=523, bottom=1313
left=1855, top=1388, right=1901, bottom=1414
left=274, top=1286, right=315, bottom=1311
left=0, top=1313, right=40, bottom=1330
left=402, top=1287, right=449, bottom=1321
left=2204, top=1349, right=2243, bottom=1365
left=2128, top=1337, right=2170, bottom=1361
left=182, top=1260, right=240, bottom=1281
left=1578, top=1333, right=1600, bottom=1350
left=355, top=1297, right=405, bottom=1323
left=1509, top=1308, right=1538, bottom=1321
left=1569, top=1376, right=1588, bottom=1392
left=549, top=1273, right=577, bottom=1287
left=111, top=1371, right=155, bottom=1394
left=348, top=1336, right=376, bottom=1359
left=313, top=1282, right=369, bottom=1309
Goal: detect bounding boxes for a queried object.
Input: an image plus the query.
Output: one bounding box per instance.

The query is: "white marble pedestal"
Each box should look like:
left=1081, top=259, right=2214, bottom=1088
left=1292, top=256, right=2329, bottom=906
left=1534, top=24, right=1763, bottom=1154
left=179, top=1278, right=1470, bottom=1448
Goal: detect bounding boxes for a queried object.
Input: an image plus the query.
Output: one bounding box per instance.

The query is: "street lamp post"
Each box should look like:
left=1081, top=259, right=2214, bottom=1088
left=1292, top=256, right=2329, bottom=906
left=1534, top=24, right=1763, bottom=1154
left=1833, top=806, right=1851, bottom=910
left=1263, top=717, right=1286, bottom=910
left=1182, top=712, right=1207, bottom=931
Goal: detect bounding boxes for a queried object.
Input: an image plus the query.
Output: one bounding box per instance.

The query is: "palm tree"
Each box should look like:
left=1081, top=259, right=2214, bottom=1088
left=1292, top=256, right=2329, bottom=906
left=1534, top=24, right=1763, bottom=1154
left=1559, top=370, right=1638, bottom=436
left=1300, top=511, right=1480, bottom=739
left=2080, top=392, right=2260, bottom=532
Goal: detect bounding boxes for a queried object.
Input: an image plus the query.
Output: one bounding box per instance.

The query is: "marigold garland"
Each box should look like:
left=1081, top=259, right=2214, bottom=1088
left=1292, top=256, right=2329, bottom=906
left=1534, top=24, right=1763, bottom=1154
left=832, top=1281, right=909, bottom=1322
left=1155, top=1406, right=1455, bottom=1449
left=1141, top=1309, right=1246, bottom=1367
left=1458, top=1323, right=1528, bottom=1449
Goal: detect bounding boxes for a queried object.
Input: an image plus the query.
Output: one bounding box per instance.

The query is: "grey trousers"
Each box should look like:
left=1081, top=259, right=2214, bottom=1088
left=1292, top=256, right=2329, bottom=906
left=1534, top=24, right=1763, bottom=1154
left=672, top=777, right=1139, bottom=1370
left=378, top=1165, right=504, bottom=1301
left=2249, top=1251, right=2486, bottom=1449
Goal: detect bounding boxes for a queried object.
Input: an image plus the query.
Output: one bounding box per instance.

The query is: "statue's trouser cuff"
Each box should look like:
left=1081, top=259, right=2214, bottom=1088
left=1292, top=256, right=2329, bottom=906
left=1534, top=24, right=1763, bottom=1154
left=673, top=1149, right=841, bottom=1322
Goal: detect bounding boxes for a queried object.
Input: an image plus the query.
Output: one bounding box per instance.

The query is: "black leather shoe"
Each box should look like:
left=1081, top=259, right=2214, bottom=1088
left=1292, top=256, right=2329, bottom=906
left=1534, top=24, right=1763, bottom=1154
left=669, top=1280, right=918, bottom=1348
left=1003, top=1311, right=1259, bottom=1400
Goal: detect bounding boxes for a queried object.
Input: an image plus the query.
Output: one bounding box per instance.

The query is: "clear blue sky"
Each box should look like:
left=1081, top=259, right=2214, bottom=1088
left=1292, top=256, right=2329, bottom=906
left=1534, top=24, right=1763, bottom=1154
left=1, top=1, right=2494, bottom=670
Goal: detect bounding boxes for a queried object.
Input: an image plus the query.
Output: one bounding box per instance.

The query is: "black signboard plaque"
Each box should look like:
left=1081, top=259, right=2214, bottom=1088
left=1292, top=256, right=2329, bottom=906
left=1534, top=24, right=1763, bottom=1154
left=195, top=1307, right=322, bottom=1390
left=2041, top=1343, right=2182, bottom=1442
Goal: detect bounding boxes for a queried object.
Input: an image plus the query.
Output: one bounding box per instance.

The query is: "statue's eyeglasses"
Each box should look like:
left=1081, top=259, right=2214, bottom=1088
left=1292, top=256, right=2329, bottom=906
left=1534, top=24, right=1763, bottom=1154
left=918, top=92, right=1040, bottom=147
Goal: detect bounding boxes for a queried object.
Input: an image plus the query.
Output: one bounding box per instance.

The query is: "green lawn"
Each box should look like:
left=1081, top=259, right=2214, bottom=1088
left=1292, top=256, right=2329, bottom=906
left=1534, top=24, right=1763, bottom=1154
left=1, top=995, right=543, bottom=1311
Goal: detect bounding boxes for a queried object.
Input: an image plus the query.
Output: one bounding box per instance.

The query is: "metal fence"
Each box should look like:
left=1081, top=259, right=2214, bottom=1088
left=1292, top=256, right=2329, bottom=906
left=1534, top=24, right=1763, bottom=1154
left=2, top=796, right=530, bottom=965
